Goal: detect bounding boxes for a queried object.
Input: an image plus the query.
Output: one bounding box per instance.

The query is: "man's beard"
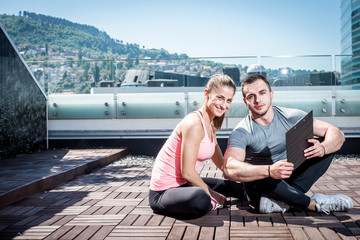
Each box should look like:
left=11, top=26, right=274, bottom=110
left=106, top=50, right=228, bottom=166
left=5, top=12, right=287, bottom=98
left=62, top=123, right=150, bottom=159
left=253, top=105, right=270, bottom=117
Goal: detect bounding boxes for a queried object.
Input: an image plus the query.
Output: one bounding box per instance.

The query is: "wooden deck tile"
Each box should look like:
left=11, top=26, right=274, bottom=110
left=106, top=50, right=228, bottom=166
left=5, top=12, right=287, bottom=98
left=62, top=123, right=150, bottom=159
left=231, top=226, right=293, bottom=239
left=303, top=227, right=326, bottom=240
left=318, top=227, right=342, bottom=240
left=285, top=216, right=344, bottom=228
left=38, top=215, right=65, bottom=226
left=80, top=205, right=101, bottom=215
left=214, top=226, right=229, bottom=240
left=58, top=225, right=87, bottom=240
left=132, top=214, right=152, bottom=226
left=167, top=226, right=186, bottom=239
left=288, top=227, right=309, bottom=240
left=88, top=226, right=115, bottom=240
left=106, top=226, right=171, bottom=239
left=182, top=226, right=200, bottom=239
left=95, top=199, right=142, bottom=206
left=73, top=226, right=102, bottom=240
left=118, top=214, right=139, bottom=226
left=43, top=225, right=73, bottom=240
left=65, top=215, right=126, bottom=226
left=198, top=226, right=215, bottom=239
left=174, top=214, right=230, bottom=227
left=11, top=226, right=59, bottom=239
left=146, top=214, right=165, bottom=226
left=14, top=215, right=47, bottom=226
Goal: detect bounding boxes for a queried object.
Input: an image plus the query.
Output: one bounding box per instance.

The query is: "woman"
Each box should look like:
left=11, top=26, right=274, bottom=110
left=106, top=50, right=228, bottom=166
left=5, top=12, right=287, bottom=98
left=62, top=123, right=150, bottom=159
left=149, top=74, right=244, bottom=219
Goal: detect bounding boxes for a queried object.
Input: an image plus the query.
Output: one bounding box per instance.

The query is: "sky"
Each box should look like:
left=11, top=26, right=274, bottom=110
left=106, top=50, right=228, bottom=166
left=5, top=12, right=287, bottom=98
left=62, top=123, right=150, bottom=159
left=0, top=0, right=341, bottom=59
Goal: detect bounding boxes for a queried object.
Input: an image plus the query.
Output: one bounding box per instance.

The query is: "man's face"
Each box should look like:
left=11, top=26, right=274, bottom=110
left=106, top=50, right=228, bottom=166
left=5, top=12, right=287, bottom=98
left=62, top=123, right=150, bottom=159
left=242, top=79, right=273, bottom=117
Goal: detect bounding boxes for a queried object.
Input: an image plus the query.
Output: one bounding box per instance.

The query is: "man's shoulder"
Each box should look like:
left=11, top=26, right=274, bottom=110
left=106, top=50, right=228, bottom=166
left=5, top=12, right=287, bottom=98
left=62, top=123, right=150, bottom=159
left=274, top=106, right=307, bottom=119
left=232, top=115, right=253, bottom=136
left=274, top=106, right=308, bottom=127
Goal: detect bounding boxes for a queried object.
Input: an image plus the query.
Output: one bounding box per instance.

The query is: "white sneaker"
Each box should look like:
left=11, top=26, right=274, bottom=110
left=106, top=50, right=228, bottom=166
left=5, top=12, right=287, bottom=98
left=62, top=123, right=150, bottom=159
left=311, top=193, right=353, bottom=215
left=259, top=196, right=290, bottom=214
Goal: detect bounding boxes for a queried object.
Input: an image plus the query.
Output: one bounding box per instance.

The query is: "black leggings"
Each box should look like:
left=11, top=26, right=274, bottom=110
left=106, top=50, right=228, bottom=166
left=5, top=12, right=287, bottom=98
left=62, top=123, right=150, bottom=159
left=245, top=153, right=334, bottom=210
left=149, top=178, right=245, bottom=219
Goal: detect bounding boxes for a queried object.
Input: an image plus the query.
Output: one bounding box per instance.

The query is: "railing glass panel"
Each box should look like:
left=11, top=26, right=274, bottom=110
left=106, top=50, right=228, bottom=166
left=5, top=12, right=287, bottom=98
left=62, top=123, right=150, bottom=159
left=334, top=55, right=360, bottom=116
left=259, top=55, right=335, bottom=87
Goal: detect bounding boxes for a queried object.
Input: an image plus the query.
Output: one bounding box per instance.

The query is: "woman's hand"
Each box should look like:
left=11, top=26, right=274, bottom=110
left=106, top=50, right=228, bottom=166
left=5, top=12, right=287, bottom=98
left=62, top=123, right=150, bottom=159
left=209, top=188, right=227, bottom=205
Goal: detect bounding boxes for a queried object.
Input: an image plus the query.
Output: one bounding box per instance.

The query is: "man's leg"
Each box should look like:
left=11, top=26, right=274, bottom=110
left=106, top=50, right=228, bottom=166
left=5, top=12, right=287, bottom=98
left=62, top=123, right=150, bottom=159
left=287, top=154, right=334, bottom=194
left=250, top=154, right=333, bottom=211
left=245, top=177, right=311, bottom=211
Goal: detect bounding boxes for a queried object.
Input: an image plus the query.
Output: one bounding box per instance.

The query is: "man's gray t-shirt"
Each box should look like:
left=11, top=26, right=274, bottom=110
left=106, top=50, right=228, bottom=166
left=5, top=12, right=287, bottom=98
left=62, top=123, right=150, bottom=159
left=228, top=106, right=307, bottom=165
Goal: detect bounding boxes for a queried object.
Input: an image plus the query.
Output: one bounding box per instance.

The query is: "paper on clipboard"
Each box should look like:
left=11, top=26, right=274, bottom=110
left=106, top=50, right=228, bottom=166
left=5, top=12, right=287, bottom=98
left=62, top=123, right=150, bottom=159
left=286, top=111, right=313, bottom=169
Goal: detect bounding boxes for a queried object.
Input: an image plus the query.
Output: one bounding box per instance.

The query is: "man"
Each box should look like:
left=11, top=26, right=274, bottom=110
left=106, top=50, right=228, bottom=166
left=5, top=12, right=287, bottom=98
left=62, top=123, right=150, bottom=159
left=223, top=74, right=353, bottom=214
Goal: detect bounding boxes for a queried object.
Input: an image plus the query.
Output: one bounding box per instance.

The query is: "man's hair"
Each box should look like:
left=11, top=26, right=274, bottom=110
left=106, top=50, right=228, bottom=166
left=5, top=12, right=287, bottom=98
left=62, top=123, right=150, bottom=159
left=241, top=74, right=272, bottom=97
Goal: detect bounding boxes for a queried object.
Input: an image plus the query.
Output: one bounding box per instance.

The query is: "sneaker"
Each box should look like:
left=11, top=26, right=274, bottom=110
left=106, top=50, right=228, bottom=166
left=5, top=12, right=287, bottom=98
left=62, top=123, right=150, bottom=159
left=211, top=199, right=223, bottom=211
left=259, top=196, right=290, bottom=214
left=311, top=193, right=353, bottom=215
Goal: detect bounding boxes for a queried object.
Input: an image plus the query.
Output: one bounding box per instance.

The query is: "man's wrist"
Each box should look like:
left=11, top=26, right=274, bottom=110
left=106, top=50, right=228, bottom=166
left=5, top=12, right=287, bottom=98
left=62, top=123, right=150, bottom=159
left=320, top=144, right=326, bottom=156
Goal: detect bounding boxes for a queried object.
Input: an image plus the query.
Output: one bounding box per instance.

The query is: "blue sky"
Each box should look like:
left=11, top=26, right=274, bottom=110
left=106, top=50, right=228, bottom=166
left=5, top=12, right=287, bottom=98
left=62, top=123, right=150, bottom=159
left=0, top=0, right=341, bottom=58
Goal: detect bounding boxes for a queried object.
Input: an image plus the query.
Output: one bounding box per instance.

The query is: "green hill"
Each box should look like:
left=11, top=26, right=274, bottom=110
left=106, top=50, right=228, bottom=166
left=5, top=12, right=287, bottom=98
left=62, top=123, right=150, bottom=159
left=0, top=11, right=187, bottom=60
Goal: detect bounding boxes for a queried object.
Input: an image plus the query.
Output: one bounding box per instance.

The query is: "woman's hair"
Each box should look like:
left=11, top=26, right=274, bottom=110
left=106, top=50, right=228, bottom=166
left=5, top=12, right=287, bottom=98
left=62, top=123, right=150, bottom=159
left=205, top=74, right=236, bottom=130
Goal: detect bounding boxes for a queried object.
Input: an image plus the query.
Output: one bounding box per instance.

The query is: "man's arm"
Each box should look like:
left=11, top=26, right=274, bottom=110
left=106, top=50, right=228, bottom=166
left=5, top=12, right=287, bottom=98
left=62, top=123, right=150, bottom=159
left=211, top=143, right=224, bottom=170
left=223, top=147, right=294, bottom=182
left=304, top=119, right=345, bottom=159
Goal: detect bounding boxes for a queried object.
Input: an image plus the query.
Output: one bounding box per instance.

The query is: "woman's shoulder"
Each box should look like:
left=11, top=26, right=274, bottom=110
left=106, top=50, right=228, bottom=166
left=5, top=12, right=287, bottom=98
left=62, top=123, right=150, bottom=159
left=178, top=112, right=203, bottom=134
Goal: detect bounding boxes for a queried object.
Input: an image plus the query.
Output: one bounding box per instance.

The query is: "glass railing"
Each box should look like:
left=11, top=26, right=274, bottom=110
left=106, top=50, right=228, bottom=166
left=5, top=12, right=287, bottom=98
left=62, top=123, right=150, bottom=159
left=25, top=55, right=360, bottom=119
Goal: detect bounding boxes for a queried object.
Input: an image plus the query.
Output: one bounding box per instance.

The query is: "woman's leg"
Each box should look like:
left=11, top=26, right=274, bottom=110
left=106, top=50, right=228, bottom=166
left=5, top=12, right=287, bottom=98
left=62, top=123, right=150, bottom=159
left=149, top=187, right=212, bottom=220
left=202, top=177, right=246, bottom=200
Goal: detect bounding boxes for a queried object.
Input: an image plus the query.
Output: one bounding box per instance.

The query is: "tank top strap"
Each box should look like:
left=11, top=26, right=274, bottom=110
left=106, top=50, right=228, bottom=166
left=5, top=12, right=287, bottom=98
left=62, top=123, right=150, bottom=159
left=193, top=111, right=211, bottom=141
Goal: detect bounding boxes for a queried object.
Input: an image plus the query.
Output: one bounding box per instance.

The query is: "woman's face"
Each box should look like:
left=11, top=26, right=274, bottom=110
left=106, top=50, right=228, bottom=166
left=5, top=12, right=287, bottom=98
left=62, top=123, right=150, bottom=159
left=205, top=86, right=235, bottom=117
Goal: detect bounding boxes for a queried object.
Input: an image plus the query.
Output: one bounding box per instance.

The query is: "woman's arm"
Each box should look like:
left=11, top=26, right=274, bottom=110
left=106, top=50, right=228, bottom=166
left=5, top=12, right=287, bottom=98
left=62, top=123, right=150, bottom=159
left=179, top=115, right=225, bottom=204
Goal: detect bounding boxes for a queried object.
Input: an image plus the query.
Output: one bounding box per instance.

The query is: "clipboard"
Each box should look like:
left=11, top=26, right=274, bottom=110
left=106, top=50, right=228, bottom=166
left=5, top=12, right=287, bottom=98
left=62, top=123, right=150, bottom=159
left=286, top=111, right=313, bottom=169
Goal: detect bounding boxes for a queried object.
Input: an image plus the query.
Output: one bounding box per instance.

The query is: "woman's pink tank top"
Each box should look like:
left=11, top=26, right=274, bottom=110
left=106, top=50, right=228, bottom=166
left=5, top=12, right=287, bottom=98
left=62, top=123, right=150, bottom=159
left=150, top=111, right=216, bottom=191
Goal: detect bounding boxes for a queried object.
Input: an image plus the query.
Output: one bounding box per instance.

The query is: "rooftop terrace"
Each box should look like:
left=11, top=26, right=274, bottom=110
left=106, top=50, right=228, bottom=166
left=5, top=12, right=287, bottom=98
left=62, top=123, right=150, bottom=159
left=1, top=19, right=360, bottom=240
left=0, top=149, right=359, bottom=239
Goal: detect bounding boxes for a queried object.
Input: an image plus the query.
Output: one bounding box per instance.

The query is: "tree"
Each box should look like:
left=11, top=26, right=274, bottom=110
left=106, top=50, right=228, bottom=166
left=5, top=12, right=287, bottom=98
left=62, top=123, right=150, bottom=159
left=62, top=71, right=67, bottom=80
left=45, top=43, right=48, bottom=56
left=92, top=63, right=100, bottom=85
left=78, top=48, right=82, bottom=61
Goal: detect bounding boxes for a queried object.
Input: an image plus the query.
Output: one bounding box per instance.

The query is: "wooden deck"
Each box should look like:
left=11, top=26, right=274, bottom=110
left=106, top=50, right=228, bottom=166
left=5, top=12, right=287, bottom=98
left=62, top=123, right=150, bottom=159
left=0, top=151, right=359, bottom=239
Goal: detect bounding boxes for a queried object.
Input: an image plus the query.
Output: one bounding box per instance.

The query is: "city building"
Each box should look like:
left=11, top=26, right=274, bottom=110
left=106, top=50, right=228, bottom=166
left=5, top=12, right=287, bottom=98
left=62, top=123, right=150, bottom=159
left=341, top=0, right=360, bottom=88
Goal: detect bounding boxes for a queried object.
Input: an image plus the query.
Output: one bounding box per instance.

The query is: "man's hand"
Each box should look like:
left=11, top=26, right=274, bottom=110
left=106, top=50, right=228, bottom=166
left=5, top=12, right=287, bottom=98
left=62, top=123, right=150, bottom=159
left=270, top=160, right=294, bottom=179
left=304, top=139, right=325, bottom=159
